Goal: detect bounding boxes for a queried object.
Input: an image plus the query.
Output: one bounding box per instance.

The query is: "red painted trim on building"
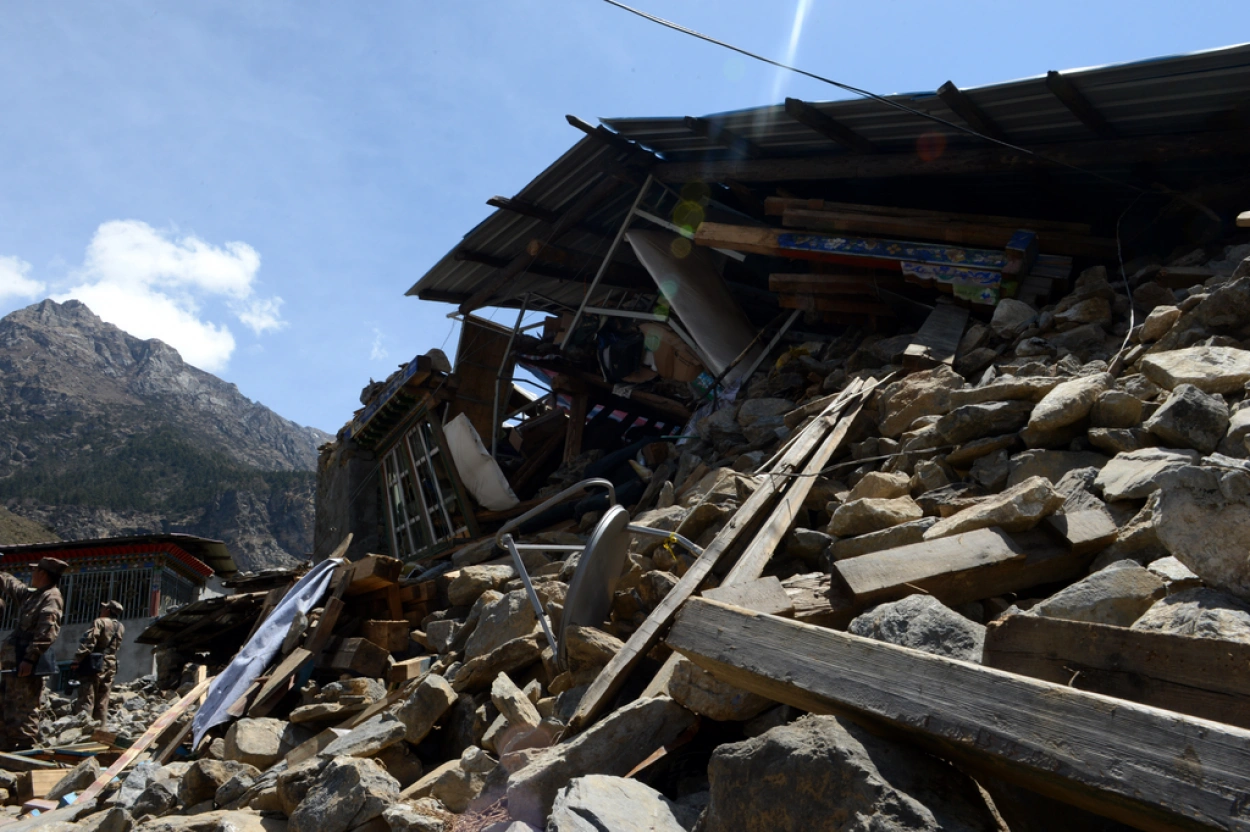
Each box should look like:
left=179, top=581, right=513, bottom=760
left=1, top=542, right=213, bottom=580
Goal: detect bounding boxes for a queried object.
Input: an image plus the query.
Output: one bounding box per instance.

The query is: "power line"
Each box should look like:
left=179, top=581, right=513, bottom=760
left=602, top=0, right=1150, bottom=195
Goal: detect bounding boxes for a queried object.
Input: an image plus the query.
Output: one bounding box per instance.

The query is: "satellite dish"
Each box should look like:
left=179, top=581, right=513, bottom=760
left=558, top=505, right=631, bottom=669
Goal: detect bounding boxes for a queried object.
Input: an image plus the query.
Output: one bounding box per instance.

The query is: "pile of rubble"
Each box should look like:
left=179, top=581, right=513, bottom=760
left=13, top=244, right=1250, bottom=832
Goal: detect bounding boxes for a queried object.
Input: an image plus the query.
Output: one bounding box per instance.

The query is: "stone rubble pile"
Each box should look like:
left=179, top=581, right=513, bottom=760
left=31, top=241, right=1250, bottom=831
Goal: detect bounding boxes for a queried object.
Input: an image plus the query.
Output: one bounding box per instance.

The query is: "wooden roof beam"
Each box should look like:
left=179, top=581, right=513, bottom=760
left=567, top=114, right=655, bottom=161
left=936, top=80, right=1009, bottom=143
left=784, top=98, right=877, bottom=154
left=486, top=196, right=559, bottom=224
left=652, top=127, right=1250, bottom=183
left=457, top=172, right=628, bottom=313
left=684, top=116, right=766, bottom=159
left=1045, top=70, right=1120, bottom=139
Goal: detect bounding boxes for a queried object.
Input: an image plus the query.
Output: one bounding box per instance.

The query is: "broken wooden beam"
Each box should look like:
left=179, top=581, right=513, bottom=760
left=360, top=620, right=411, bottom=653
left=902, top=301, right=969, bottom=371
left=247, top=648, right=314, bottom=719
left=71, top=675, right=214, bottom=807
left=340, top=555, right=403, bottom=596
left=569, top=382, right=869, bottom=732
left=667, top=598, right=1250, bottom=832
left=983, top=613, right=1250, bottom=730
left=832, top=527, right=1026, bottom=607
left=324, top=637, right=391, bottom=678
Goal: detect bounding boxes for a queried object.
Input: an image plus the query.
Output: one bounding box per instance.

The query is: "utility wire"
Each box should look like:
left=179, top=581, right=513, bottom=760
left=603, top=0, right=1154, bottom=195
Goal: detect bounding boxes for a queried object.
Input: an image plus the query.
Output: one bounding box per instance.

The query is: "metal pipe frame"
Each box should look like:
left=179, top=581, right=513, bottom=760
left=492, top=293, right=529, bottom=460
left=560, top=175, right=655, bottom=349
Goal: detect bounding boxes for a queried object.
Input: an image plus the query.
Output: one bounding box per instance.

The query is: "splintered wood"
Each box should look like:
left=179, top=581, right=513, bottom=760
left=666, top=598, right=1250, bottom=832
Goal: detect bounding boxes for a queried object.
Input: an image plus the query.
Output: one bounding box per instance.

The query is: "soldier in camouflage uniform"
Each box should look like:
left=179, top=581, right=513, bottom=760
left=0, top=557, right=66, bottom=751
left=72, top=600, right=125, bottom=726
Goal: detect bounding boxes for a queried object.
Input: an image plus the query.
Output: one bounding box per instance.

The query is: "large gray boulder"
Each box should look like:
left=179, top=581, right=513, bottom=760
left=288, top=756, right=399, bottom=832
left=1148, top=383, right=1231, bottom=453
left=667, top=656, right=774, bottom=721
left=1026, top=373, right=1112, bottom=434
left=1094, top=448, right=1201, bottom=501
left=877, top=366, right=965, bottom=438
left=506, top=697, right=697, bottom=826
left=828, top=497, right=924, bottom=537
left=397, top=673, right=458, bottom=744
left=1131, top=587, right=1250, bottom=644
left=1154, top=463, right=1250, bottom=601
left=924, top=476, right=1063, bottom=539
left=223, top=718, right=308, bottom=770
left=549, top=775, right=687, bottom=832
left=1029, top=561, right=1166, bottom=626
left=1141, top=345, right=1250, bottom=393
left=849, top=594, right=985, bottom=663
left=464, top=589, right=539, bottom=661
left=177, top=759, right=259, bottom=808
left=703, top=714, right=999, bottom=831
left=936, top=400, right=1033, bottom=445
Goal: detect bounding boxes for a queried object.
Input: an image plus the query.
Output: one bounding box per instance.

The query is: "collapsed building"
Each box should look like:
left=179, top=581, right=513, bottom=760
left=9, top=42, right=1250, bottom=832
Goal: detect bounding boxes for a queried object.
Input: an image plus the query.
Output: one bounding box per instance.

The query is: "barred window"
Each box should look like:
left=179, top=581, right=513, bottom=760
left=159, top=568, right=196, bottom=615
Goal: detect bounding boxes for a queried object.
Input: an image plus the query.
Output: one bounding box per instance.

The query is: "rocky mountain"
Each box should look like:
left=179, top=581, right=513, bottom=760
left=0, top=299, right=332, bottom=570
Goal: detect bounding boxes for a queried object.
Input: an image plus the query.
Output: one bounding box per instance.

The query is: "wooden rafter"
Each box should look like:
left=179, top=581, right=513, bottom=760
left=936, top=80, right=1009, bottom=142
left=784, top=98, right=877, bottom=154
left=1045, top=70, right=1119, bottom=139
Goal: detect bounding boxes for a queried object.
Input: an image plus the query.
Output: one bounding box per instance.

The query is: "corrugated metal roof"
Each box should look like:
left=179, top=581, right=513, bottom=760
left=409, top=42, right=1250, bottom=310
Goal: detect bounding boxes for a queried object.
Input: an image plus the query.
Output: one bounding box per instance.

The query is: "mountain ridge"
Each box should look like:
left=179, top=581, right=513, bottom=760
left=0, top=299, right=331, bottom=570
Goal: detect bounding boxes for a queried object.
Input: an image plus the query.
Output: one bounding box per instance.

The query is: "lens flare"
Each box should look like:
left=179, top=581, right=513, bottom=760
left=916, top=132, right=948, bottom=162
left=669, top=237, right=693, bottom=259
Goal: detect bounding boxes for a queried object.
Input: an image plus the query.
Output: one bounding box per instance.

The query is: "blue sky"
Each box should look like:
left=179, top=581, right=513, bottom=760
left=2, top=1, right=1248, bottom=435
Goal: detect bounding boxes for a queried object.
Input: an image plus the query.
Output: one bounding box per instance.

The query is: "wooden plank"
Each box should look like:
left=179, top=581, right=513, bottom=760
left=666, top=598, right=1250, bottom=832
left=324, top=637, right=390, bottom=678
left=769, top=272, right=905, bottom=297
left=1238, top=210, right=1250, bottom=228
left=702, top=576, right=794, bottom=617
left=0, top=751, right=58, bottom=772
left=902, top=301, right=969, bottom=370
left=794, top=529, right=1089, bottom=623
left=569, top=382, right=867, bottom=732
left=781, top=207, right=1115, bottom=258
left=401, top=582, right=438, bottom=603
left=657, top=129, right=1250, bottom=185
left=20, top=798, right=57, bottom=814
left=763, top=196, right=1093, bottom=235
left=360, top=620, right=411, bottom=653
left=832, top=528, right=1025, bottom=606
left=18, top=771, right=64, bottom=801
left=696, top=222, right=1012, bottom=279
left=389, top=656, right=434, bottom=685
left=779, top=294, right=896, bottom=317
left=70, top=676, right=214, bottom=807
left=341, top=555, right=403, bottom=596
left=562, top=393, right=588, bottom=465
left=248, top=648, right=314, bottom=718
left=305, top=595, right=346, bottom=656
left=156, top=664, right=208, bottom=763
left=1043, top=509, right=1119, bottom=555
left=983, top=614, right=1250, bottom=730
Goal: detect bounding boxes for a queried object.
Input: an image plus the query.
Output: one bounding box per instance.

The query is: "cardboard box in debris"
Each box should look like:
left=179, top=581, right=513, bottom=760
left=12, top=46, right=1250, bottom=832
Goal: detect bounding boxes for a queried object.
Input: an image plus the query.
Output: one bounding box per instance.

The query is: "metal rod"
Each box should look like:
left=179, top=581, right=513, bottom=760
left=738, top=308, right=801, bottom=385
left=501, top=534, right=559, bottom=648
left=493, top=293, right=529, bottom=460
left=560, top=175, right=655, bottom=349
left=494, top=478, right=618, bottom=547
left=624, top=525, right=704, bottom=557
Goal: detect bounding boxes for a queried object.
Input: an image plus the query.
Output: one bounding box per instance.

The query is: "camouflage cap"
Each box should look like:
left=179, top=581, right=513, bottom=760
left=36, top=557, right=69, bottom=576
left=108, top=600, right=124, bottom=615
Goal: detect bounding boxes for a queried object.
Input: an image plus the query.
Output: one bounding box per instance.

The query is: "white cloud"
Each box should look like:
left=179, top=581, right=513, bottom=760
left=0, top=256, right=46, bottom=302
left=370, top=327, right=389, bottom=361
left=50, top=220, right=284, bottom=372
